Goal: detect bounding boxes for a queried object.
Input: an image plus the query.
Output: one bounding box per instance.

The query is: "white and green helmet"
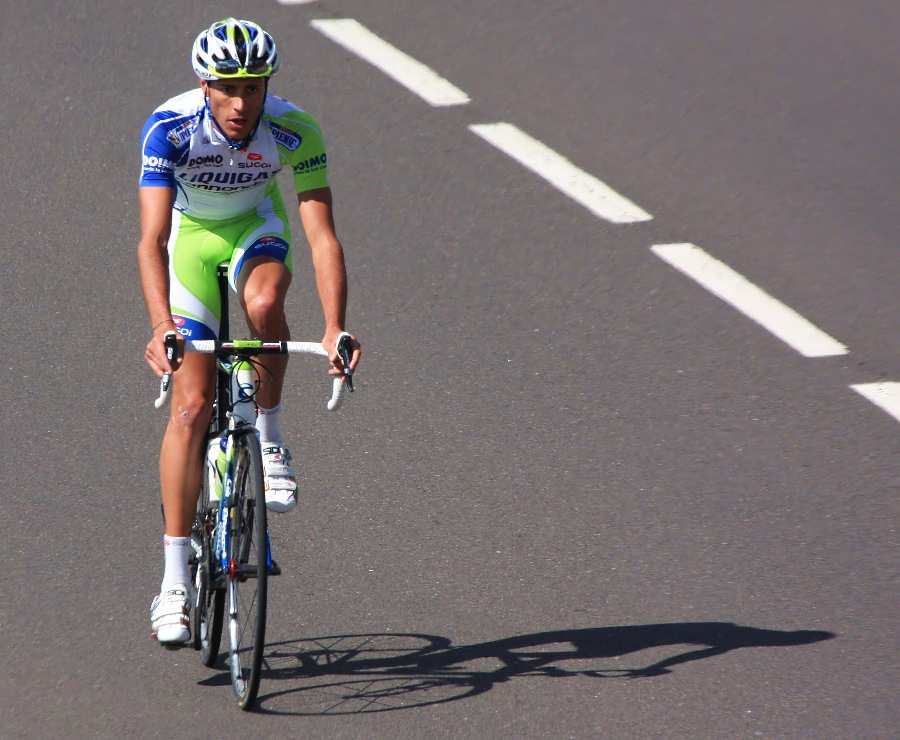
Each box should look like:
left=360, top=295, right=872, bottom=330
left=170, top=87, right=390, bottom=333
left=191, top=18, right=280, bottom=80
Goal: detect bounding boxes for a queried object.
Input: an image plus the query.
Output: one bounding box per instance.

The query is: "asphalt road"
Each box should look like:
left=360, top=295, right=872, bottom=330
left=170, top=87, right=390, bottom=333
left=1, top=1, right=897, bottom=737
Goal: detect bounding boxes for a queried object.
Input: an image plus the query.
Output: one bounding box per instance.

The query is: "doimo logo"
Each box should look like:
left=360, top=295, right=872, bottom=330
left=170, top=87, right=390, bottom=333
left=293, top=153, right=327, bottom=173
left=143, top=155, right=175, bottom=170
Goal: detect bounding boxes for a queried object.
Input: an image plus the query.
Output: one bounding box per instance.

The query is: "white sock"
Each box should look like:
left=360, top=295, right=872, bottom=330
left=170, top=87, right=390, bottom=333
left=256, top=403, right=282, bottom=444
left=161, top=535, right=192, bottom=591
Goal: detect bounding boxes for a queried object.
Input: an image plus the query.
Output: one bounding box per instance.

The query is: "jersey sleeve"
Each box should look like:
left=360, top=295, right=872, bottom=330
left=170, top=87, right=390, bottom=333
left=139, top=113, right=180, bottom=188
left=266, top=109, right=331, bottom=193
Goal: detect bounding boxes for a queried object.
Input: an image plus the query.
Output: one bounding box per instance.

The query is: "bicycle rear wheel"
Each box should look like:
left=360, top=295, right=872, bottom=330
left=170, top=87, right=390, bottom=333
left=226, top=431, right=268, bottom=709
left=191, top=454, right=224, bottom=666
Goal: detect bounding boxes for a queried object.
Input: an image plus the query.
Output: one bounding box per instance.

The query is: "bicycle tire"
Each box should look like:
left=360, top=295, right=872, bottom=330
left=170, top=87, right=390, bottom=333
left=226, top=431, right=268, bottom=709
left=192, top=451, right=224, bottom=665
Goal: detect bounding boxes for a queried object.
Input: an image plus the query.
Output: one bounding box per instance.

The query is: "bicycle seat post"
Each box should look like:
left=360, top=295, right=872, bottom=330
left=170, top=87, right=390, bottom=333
left=217, top=262, right=230, bottom=340
left=212, top=262, right=231, bottom=436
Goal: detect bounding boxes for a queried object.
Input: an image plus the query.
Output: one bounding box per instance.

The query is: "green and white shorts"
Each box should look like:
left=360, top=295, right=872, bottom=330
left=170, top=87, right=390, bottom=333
left=167, top=190, right=293, bottom=340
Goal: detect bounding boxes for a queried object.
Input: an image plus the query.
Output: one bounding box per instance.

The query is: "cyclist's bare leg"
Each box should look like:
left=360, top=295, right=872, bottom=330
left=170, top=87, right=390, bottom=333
left=159, top=351, right=215, bottom=537
left=237, top=256, right=292, bottom=409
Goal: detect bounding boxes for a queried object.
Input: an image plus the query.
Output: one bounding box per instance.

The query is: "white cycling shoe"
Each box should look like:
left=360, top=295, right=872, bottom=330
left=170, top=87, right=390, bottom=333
left=263, top=444, right=298, bottom=513
left=151, top=584, right=191, bottom=648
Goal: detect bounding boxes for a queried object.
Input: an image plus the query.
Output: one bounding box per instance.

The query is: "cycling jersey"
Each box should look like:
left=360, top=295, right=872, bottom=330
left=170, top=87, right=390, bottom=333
left=139, top=88, right=329, bottom=220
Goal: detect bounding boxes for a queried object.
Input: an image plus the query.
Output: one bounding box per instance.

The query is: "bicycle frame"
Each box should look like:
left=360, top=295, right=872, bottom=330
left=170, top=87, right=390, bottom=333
left=207, top=267, right=275, bottom=582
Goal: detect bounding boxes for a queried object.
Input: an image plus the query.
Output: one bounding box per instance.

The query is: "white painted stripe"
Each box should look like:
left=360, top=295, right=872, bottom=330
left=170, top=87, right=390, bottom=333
left=469, top=122, right=652, bottom=224
left=851, top=382, right=900, bottom=423
left=278, top=0, right=317, bottom=5
left=310, top=19, right=470, bottom=106
left=651, top=243, right=849, bottom=357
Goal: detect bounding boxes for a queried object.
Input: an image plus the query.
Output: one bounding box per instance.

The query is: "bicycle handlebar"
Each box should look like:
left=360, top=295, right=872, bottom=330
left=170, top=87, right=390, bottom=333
left=154, top=335, right=352, bottom=412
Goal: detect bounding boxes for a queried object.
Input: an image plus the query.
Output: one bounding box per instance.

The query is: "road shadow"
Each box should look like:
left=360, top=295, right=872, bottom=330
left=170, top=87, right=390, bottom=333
left=212, top=622, right=833, bottom=715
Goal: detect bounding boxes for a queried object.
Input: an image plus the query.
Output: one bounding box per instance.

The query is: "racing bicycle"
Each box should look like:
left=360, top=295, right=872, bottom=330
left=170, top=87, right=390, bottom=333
left=154, top=264, right=354, bottom=710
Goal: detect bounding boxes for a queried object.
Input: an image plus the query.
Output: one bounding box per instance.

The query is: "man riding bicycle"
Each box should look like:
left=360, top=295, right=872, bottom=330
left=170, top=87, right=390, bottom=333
left=138, top=18, right=360, bottom=646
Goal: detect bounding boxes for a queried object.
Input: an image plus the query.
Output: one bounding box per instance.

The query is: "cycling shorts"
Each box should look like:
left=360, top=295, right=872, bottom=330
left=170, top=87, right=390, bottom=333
left=167, top=188, right=292, bottom=340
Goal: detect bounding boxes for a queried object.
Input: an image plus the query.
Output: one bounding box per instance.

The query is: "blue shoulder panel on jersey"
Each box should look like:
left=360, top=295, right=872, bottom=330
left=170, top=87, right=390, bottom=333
left=139, top=109, right=197, bottom=187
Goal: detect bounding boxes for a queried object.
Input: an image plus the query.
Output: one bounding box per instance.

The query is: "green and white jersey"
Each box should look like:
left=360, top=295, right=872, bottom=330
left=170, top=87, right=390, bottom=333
left=140, top=88, right=329, bottom=220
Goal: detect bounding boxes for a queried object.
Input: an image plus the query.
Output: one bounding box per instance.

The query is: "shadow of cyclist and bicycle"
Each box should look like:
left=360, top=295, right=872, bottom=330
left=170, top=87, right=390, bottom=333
left=197, top=622, right=833, bottom=714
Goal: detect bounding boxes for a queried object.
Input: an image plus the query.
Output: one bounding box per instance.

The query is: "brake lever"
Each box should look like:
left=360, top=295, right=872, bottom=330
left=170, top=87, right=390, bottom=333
left=336, top=332, right=355, bottom=392
left=154, top=331, right=179, bottom=409
left=162, top=331, right=178, bottom=389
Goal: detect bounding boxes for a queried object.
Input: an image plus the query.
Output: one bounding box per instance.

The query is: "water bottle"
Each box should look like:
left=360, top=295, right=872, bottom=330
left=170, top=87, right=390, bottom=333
left=206, top=435, right=227, bottom=505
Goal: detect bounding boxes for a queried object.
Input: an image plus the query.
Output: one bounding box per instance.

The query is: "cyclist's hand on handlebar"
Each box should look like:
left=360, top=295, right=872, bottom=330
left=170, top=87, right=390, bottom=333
left=145, top=323, right=184, bottom=378
left=322, top=328, right=360, bottom=382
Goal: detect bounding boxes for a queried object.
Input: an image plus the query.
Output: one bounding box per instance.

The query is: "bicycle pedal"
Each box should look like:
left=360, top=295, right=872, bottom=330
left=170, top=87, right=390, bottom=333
left=269, top=561, right=281, bottom=576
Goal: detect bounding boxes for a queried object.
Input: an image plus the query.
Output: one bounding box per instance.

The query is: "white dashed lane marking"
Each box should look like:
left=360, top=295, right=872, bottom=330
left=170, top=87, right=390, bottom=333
left=310, top=19, right=470, bottom=107
left=652, top=243, right=849, bottom=358
left=303, top=13, right=896, bottom=424
left=469, top=123, right=653, bottom=224
left=851, top=383, right=900, bottom=424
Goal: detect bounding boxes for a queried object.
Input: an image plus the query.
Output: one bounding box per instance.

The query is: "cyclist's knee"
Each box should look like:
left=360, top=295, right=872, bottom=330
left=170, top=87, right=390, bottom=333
left=237, top=258, right=290, bottom=331
left=243, top=289, right=286, bottom=331
left=168, top=391, right=212, bottom=432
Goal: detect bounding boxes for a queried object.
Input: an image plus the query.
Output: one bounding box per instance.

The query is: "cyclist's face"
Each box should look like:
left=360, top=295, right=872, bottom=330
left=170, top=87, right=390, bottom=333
left=202, top=78, right=267, bottom=140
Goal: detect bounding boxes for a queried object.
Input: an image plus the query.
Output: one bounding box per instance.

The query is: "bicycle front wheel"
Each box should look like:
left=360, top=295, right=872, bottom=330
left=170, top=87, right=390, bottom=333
left=226, top=432, right=268, bottom=710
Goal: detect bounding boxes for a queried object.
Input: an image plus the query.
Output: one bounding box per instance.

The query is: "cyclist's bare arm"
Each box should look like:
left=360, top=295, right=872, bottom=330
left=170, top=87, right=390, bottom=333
left=138, top=186, right=179, bottom=377
left=297, top=187, right=361, bottom=376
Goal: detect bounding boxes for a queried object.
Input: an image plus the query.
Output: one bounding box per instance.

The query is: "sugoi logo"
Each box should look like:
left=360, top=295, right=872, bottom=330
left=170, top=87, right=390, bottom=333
left=172, top=316, right=186, bottom=326
left=246, top=152, right=263, bottom=161
left=254, top=236, right=289, bottom=255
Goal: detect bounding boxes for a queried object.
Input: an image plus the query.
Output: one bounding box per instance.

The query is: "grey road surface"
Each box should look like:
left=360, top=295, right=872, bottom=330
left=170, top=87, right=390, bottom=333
left=1, top=1, right=896, bottom=737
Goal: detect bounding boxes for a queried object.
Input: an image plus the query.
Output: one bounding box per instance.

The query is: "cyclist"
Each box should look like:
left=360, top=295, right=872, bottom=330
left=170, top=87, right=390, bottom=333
left=138, top=18, right=360, bottom=646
